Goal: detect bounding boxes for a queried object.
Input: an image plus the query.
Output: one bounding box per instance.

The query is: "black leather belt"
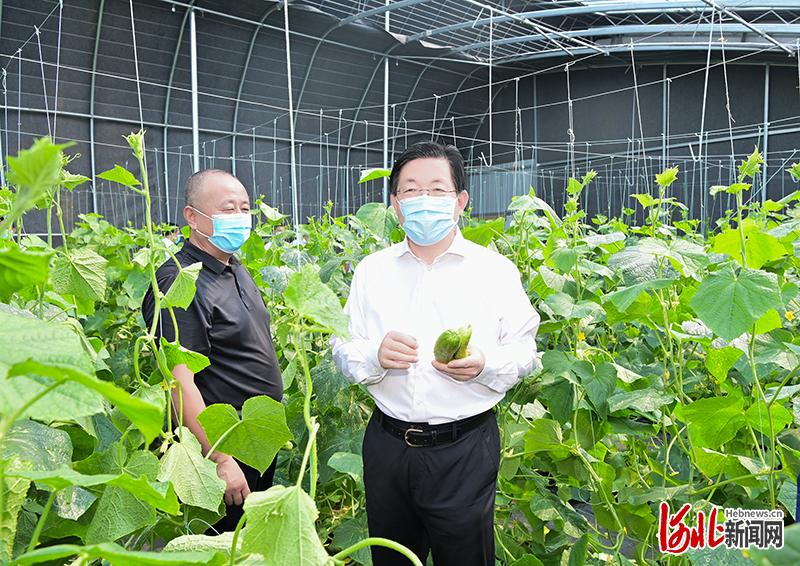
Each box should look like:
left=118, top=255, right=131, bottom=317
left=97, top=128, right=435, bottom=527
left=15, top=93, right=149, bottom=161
left=376, top=408, right=493, bottom=447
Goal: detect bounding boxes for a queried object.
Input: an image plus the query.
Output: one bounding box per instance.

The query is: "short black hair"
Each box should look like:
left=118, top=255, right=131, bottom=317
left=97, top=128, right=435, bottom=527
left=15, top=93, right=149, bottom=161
left=389, top=142, right=467, bottom=195
left=184, top=169, right=239, bottom=207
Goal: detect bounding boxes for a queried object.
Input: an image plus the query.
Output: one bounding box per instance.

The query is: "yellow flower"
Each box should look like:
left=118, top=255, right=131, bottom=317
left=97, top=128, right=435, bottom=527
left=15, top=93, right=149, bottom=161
left=786, top=310, right=796, bottom=321
left=577, top=331, right=586, bottom=341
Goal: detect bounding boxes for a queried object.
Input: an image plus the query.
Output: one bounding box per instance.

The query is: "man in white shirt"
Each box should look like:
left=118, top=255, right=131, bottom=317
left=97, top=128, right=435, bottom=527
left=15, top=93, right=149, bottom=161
left=331, top=142, right=541, bottom=566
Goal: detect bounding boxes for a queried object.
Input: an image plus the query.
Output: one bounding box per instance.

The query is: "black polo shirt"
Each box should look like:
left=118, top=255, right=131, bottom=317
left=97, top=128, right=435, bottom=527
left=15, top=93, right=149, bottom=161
left=142, top=240, right=283, bottom=409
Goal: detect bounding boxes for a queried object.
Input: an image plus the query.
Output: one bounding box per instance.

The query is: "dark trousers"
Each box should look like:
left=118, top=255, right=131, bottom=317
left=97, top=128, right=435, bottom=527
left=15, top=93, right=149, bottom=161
left=363, top=410, right=501, bottom=566
left=208, top=456, right=277, bottom=533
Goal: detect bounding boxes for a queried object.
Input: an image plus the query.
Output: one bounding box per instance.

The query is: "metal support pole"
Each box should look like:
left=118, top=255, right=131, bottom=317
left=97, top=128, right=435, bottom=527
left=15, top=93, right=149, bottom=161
left=488, top=12, right=493, bottom=166
left=383, top=0, right=390, bottom=205
left=661, top=64, right=667, bottom=171
left=189, top=8, right=200, bottom=172
left=532, top=74, right=538, bottom=189
left=762, top=64, right=770, bottom=202
left=283, top=1, right=300, bottom=229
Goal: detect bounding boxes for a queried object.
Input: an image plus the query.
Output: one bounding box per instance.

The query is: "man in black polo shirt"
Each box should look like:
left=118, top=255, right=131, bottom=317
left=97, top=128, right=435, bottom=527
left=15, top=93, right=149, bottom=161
left=142, top=169, right=283, bottom=532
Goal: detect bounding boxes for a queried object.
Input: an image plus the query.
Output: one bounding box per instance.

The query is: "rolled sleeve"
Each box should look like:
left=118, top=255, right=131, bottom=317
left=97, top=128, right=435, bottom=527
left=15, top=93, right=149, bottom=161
left=471, top=264, right=541, bottom=394
left=330, top=265, right=388, bottom=386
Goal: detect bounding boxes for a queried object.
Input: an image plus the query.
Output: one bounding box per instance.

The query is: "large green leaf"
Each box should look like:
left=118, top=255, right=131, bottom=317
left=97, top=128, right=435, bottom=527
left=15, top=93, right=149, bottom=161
left=463, top=217, right=504, bottom=247
left=284, top=263, right=350, bottom=337
left=0, top=243, right=52, bottom=299
left=357, top=168, right=391, bottom=183
left=85, top=485, right=157, bottom=544
left=573, top=362, right=616, bottom=419
left=745, top=400, right=793, bottom=436
left=164, top=531, right=236, bottom=554
left=704, top=346, right=744, bottom=382
left=197, top=395, right=292, bottom=475
left=748, top=522, right=800, bottom=565
left=162, top=261, right=202, bottom=309
left=674, top=393, right=746, bottom=449
left=0, top=310, right=93, bottom=378
left=4, top=137, right=68, bottom=225
left=331, top=512, right=371, bottom=566
left=355, top=202, right=398, bottom=239
left=0, top=375, right=104, bottom=423
left=6, top=467, right=179, bottom=514
left=50, top=248, right=108, bottom=301
left=543, top=292, right=603, bottom=320
left=161, top=338, right=210, bottom=374
left=8, top=360, right=163, bottom=445
left=241, top=485, right=329, bottom=565
left=602, top=279, right=674, bottom=313
left=11, top=542, right=227, bottom=566
left=523, top=419, right=571, bottom=460
left=608, top=389, right=675, bottom=415
left=157, top=427, right=225, bottom=512
left=691, top=264, right=783, bottom=341
left=1, top=421, right=73, bottom=562
left=714, top=226, right=787, bottom=269
left=327, top=452, right=363, bottom=483
left=97, top=164, right=141, bottom=189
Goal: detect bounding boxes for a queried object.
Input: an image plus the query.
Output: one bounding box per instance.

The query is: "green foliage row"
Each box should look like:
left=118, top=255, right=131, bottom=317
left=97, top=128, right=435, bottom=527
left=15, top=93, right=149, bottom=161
left=1, top=135, right=800, bottom=566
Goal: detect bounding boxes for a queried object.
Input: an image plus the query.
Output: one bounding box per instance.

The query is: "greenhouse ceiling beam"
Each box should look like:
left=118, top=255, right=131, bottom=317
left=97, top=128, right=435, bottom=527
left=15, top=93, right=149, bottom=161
left=153, top=0, right=470, bottom=80
left=498, top=41, right=796, bottom=64
left=462, top=0, right=608, bottom=56
left=449, top=23, right=800, bottom=56
left=700, top=0, right=795, bottom=55
left=407, top=1, right=800, bottom=45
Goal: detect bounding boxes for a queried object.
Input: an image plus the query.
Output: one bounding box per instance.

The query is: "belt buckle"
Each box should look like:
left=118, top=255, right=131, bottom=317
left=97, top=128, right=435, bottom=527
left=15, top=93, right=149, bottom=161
left=404, top=426, right=425, bottom=447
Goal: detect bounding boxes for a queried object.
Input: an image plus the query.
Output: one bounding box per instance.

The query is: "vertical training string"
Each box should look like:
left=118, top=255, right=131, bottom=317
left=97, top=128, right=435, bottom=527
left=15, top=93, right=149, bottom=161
left=35, top=27, right=53, bottom=139
left=53, top=0, right=63, bottom=137
left=719, top=10, right=736, bottom=160
left=431, top=94, right=439, bottom=141
left=565, top=62, right=575, bottom=180
left=1, top=70, right=7, bottom=188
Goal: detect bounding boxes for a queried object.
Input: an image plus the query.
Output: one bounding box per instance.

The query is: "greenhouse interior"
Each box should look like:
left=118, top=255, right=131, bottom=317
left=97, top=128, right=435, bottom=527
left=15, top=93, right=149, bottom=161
left=1, top=0, right=800, bottom=565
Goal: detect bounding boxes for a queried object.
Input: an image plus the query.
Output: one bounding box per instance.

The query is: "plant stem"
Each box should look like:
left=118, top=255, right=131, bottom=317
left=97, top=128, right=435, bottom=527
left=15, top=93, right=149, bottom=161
left=228, top=514, right=246, bottom=566
left=205, top=421, right=243, bottom=460
left=296, top=421, right=320, bottom=492
left=294, top=328, right=318, bottom=499
left=27, top=489, right=57, bottom=552
left=329, top=537, right=423, bottom=566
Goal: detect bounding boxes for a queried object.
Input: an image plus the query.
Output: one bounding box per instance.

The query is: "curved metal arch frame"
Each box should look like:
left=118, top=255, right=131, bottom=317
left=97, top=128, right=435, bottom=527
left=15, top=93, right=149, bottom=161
left=445, top=23, right=800, bottom=58
left=405, top=0, right=800, bottom=52
left=162, top=0, right=196, bottom=224
left=89, top=0, right=106, bottom=214
left=230, top=3, right=280, bottom=176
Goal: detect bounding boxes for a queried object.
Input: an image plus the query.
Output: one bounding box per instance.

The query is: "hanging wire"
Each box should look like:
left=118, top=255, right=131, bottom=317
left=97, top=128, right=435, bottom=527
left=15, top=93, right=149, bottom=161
left=719, top=10, right=737, bottom=160
left=34, top=27, right=53, bottom=139
left=53, top=0, right=63, bottom=138
left=565, top=62, right=575, bottom=180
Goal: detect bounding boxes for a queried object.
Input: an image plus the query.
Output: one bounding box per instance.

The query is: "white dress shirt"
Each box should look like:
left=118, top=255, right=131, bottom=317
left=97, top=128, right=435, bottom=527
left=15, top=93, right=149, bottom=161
left=330, top=228, right=542, bottom=424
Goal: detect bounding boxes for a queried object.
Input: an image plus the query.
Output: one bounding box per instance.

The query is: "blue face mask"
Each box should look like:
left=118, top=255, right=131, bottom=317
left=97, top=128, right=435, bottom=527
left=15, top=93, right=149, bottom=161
left=398, top=195, right=457, bottom=246
left=191, top=208, right=252, bottom=254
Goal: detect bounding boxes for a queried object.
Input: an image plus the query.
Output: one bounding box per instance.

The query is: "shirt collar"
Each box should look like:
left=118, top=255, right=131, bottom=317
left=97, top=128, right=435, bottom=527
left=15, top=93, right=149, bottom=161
left=393, top=228, right=469, bottom=260
left=181, top=240, right=232, bottom=274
